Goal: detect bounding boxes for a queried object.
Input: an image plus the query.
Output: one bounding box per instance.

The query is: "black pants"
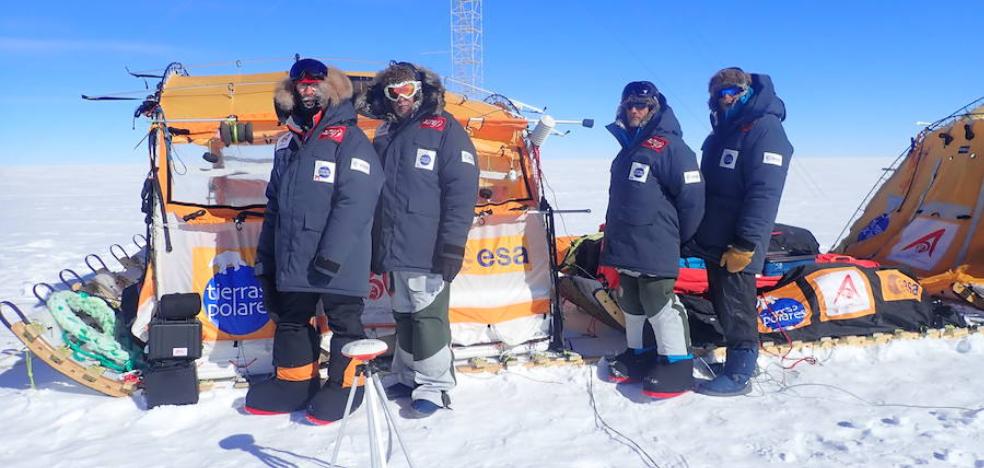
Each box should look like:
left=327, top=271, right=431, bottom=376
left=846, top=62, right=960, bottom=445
left=271, top=291, right=366, bottom=385
left=705, top=263, right=759, bottom=349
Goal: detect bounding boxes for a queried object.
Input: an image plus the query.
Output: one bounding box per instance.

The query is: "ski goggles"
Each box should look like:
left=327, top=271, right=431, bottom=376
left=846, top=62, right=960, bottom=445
left=289, top=58, right=328, bottom=83
left=717, top=85, right=747, bottom=98
left=384, top=80, right=422, bottom=101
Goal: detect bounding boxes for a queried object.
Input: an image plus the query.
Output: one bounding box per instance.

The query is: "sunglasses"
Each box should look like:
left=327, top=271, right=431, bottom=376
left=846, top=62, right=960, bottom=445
left=625, top=102, right=650, bottom=111
left=289, top=59, right=328, bottom=82
left=717, top=86, right=746, bottom=98
left=384, top=80, right=422, bottom=101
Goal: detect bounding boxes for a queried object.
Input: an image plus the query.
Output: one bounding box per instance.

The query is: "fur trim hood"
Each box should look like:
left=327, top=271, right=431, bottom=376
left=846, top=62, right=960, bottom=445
left=355, top=62, right=445, bottom=121
left=274, top=65, right=354, bottom=123
left=614, top=92, right=665, bottom=130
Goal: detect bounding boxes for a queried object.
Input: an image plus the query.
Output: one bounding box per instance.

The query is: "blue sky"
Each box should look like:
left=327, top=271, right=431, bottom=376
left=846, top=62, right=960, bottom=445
left=1, top=1, right=981, bottom=165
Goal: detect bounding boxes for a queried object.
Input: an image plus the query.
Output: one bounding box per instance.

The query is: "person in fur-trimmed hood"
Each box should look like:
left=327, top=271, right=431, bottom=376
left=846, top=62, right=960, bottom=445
left=246, top=58, right=384, bottom=425
left=692, top=67, right=794, bottom=398
left=357, top=61, right=479, bottom=418
left=601, top=81, right=704, bottom=399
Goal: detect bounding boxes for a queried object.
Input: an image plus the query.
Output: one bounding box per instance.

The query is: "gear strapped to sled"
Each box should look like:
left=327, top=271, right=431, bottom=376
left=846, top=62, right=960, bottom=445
left=45, top=290, right=135, bottom=372
left=0, top=301, right=136, bottom=397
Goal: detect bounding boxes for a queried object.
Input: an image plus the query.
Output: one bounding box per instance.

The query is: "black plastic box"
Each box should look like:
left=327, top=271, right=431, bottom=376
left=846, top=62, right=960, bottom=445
left=143, top=360, right=199, bottom=408
left=147, top=320, right=202, bottom=361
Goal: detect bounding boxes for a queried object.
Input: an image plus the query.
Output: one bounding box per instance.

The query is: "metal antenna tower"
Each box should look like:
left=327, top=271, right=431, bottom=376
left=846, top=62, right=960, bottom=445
left=450, top=0, right=483, bottom=98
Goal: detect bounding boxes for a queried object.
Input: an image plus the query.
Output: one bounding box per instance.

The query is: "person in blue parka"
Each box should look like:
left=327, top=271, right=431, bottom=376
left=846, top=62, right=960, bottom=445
left=692, top=68, right=793, bottom=397
left=601, top=81, right=705, bottom=399
left=356, top=61, right=479, bottom=418
left=245, top=58, right=384, bottom=424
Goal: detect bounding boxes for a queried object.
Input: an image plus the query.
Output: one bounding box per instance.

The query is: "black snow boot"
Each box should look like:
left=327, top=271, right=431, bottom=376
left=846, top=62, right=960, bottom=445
left=606, top=348, right=657, bottom=383
left=306, top=382, right=364, bottom=425
left=642, top=356, right=693, bottom=399
left=244, top=322, right=321, bottom=415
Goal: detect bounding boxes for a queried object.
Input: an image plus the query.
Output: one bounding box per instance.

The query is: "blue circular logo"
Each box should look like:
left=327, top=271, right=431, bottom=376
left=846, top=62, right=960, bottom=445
left=857, top=213, right=890, bottom=241
left=202, top=265, right=269, bottom=336
left=633, top=167, right=645, bottom=178
left=758, top=297, right=807, bottom=332
left=724, top=154, right=734, bottom=165
left=420, top=154, right=432, bottom=165
left=318, top=166, right=331, bottom=178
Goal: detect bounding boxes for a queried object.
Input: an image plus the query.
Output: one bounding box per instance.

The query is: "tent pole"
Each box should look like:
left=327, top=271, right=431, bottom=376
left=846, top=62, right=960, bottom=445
left=540, top=198, right=565, bottom=351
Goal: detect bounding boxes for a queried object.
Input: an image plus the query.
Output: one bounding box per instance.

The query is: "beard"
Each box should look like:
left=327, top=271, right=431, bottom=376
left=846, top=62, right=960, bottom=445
left=300, top=94, right=321, bottom=110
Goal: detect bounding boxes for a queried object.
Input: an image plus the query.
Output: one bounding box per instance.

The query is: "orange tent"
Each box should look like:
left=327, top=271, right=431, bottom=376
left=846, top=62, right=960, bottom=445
left=129, top=67, right=557, bottom=378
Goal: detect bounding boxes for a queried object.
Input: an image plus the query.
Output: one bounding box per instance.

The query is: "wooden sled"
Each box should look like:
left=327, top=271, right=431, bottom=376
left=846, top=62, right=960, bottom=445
left=558, top=276, right=626, bottom=331
left=953, top=281, right=984, bottom=310
left=0, top=301, right=136, bottom=398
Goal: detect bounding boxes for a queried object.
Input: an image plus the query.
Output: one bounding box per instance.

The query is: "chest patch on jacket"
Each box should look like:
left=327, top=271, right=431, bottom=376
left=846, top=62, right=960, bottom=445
left=276, top=133, right=293, bottom=151
left=628, top=162, right=650, bottom=182
left=461, top=150, right=475, bottom=165
left=641, top=136, right=668, bottom=152
left=319, top=126, right=346, bottom=143
left=415, top=148, right=437, bottom=170
left=313, top=160, right=336, bottom=183
left=720, top=149, right=739, bottom=169
left=763, top=152, right=783, bottom=167
left=350, top=158, right=371, bottom=175
left=684, top=170, right=702, bottom=184
left=420, top=117, right=447, bottom=131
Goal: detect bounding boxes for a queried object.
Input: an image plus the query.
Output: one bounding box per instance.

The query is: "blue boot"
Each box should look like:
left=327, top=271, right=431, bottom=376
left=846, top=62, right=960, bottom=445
left=695, top=347, right=757, bottom=397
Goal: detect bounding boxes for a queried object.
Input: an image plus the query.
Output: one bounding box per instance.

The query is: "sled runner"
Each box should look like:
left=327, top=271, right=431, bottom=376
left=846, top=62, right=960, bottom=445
left=558, top=276, right=625, bottom=331
left=0, top=300, right=137, bottom=397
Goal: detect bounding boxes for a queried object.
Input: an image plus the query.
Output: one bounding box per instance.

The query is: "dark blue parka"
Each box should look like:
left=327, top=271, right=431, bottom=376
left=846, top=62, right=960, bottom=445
left=601, top=95, right=705, bottom=278
left=693, top=74, right=794, bottom=273
left=256, top=73, right=384, bottom=296
left=357, top=68, right=480, bottom=273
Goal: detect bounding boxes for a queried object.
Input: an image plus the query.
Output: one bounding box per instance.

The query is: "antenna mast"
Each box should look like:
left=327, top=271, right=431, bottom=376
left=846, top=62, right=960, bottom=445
left=450, top=0, right=483, bottom=98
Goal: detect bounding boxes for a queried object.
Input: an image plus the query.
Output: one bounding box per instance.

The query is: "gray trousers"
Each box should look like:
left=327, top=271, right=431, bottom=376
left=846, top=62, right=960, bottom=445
left=616, top=274, right=692, bottom=358
left=389, top=271, right=455, bottom=406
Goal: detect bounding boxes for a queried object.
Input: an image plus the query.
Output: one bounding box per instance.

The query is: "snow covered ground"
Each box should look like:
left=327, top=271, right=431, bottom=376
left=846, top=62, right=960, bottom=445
left=2, top=157, right=984, bottom=468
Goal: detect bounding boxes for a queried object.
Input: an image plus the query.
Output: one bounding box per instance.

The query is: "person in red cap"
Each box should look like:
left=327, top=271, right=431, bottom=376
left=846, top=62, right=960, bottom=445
left=246, top=58, right=384, bottom=425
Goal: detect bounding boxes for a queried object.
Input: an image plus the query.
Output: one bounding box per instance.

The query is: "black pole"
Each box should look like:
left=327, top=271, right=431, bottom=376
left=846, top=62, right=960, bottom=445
left=542, top=197, right=566, bottom=352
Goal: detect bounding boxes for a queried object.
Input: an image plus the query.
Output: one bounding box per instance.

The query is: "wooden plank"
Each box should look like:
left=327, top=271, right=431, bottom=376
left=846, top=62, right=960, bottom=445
left=11, top=322, right=135, bottom=397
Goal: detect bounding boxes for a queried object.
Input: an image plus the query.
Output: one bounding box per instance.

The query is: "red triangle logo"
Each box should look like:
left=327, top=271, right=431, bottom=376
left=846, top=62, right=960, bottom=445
left=834, top=274, right=861, bottom=305
left=901, top=228, right=946, bottom=257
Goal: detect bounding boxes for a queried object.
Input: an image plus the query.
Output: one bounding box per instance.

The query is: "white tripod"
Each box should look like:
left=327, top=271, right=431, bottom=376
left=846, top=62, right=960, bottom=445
left=329, top=339, right=415, bottom=468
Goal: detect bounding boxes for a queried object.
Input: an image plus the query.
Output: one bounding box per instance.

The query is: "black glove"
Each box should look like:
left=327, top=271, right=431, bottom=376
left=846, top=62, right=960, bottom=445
left=432, top=244, right=466, bottom=283
left=370, top=255, right=384, bottom=276
left=255, top=270, right=280, bottom=323
left=433, top=255, right=464, bottom=283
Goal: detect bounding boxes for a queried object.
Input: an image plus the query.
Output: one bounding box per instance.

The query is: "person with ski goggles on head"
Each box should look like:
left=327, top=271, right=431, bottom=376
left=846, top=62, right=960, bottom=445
left=600, top=81, right=705, bottom=399
left=691, top=67, right=793, bottom=397
left=356, top=61, right=479, bottom=418
left=246, top=58, right=384, bottom=425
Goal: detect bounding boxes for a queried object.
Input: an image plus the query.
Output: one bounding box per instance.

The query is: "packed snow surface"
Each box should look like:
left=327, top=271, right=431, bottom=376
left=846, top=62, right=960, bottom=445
left=2, top=158, right=983, bottom=468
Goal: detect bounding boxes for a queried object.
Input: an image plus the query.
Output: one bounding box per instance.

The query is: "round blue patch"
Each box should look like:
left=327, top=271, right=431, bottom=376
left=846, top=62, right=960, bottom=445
left=759, top=298, right=808, bottom=332
left=318, top=166, right=331, bottom=178
left=202, top=265, right=269, bottom=336
left=420, top=154, right=432, bottom=165
left=633, top=167, right=645, bottom=178
left=857, top=213, right=889, bottom=241
left=723, top=154, right=734, bottom=165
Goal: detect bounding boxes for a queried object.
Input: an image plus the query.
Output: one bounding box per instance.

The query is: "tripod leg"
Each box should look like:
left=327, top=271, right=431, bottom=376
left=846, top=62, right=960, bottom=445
left=330, top=367, right=363, bottom=468
left=372, top=373, right=416, bottom=468
left=366, top=369, right=387, bottom=468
